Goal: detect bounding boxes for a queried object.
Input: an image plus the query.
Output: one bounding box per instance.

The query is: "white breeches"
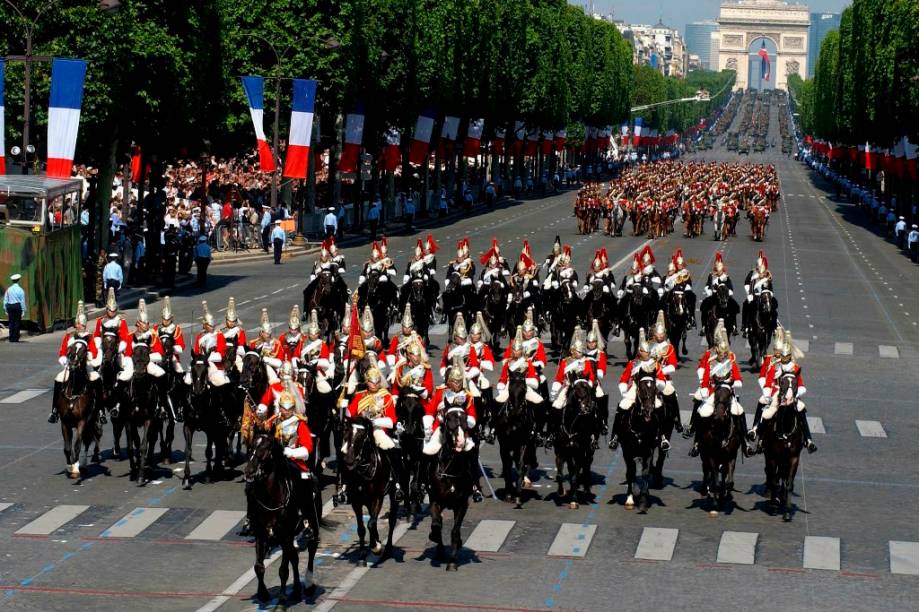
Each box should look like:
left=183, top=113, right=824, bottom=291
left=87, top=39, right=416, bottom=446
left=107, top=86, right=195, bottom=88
left=208, top=364, right=229, bottom=387
left=342, top=428, right=394, bottom=454
left=697, top=395, right=744, bottom=418
left=117, top=356, right=134, bottom=381
left=552, top=387, right=568, bottom=409
left=618, top=385, right=663, bottom=410
left=55, top=364, right=100, bottom=383
left=761, top=393, right=806, bottom=420
left=169, top=356, right=184, bottom=374
left=495, top=385, right=544, bottom=404
left=265, top=363, right=279, bottom=385
left=423, top=427, right=474, bottom=455
left=147, top=363, right=165, bottom=378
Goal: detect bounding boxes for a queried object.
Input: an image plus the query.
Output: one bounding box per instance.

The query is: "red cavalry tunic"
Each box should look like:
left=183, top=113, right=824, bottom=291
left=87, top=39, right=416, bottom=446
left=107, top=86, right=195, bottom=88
left=425, top=386, right=477, bottom=431
left=59, top=332, right=99, bottom=360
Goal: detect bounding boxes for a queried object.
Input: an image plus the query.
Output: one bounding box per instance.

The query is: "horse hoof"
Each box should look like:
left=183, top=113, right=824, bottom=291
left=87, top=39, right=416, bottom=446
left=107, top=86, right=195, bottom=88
left=569, top=501, right=579, bottom=510
left=625, top=495, right=635, bottom=508
left=709, top=510, right=719, bottom=517
left=371, top=542, right=383, bottom=555
left=304, top=583, right=316, bottom=597
left=182, top=479, right=192, bottom=490
left=446, top=562, right=458, bottom=572
left=68, top=470, right=80, bottom=480
left=257, top=588, right=270, bottom=603
left=92, top=453, right=101, bottom=464
left=359, top=559, right=368, bottom=567
left=783, top=513, right=793, bottom=522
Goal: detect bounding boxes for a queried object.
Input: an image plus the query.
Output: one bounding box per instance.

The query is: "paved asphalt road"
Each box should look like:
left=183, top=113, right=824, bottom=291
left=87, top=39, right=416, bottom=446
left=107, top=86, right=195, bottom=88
left=2, top=107, right=919, bottom=611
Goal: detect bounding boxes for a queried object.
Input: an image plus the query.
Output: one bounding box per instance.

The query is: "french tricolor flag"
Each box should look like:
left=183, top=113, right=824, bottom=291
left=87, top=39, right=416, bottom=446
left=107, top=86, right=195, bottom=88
left=241, top=76, right=275, bottom=173
left=438, top=115, right=460, bottom=158
left=492, top=128, right=505, bottom=155
left=339, top=105, right=365, bottom=173
left=463, top=118, right=484, bottom=157
left=0, top=59, right=5, bottom=175
left=409, top=110, right=435, bottom=165
left=46, top=58, right=87, bottom=178
left=554, top=129, right=567, bottom=152
left=632, top=117, right=643, bottom=147
left=282, top=79, right=316, bottom=179
left=541, top=130, right=554, bottom=156
left=381, top=127, right=401, bottom=172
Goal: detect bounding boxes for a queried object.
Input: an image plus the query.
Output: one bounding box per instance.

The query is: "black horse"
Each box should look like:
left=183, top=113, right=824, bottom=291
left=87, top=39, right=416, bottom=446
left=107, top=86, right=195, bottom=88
left=304, top=270, right=348, bottom=343
left=99, top=333, right=126, bottom=459
left=549, top=280, right=580, bottom=351
left=441, top=271, right=478, bottom=338
left=427, top=407, right=474, bottom=571
left=479, top=279, right=508, bottom=353
left=620, top=283, right=655, bottom=360
left=238, top=351, right=270, bottom=453
left=761, top=372, right=803, bottom=521
left=698, top=384, right=742, bottom=513
left=183, top=354, right=228, bottom=487
left=395, top=391, right=427, bottom=516
left=505, top=280, right=537, bottom=334
left=399, top=273, right=433, bottom=344
left=703, top=284, right=739, bottom=347
left=358, top=269, right=399, bottom=345
left=120, top=345, right=161, bottom=484
left=581, top=279, right=617, bottom=346
left=298, top=364, right=334, bottom=475
left=748, top=290, right=777, bottom=368
left=663, top=289, right=691, bottom=357
left=493, top=372, right=536, bottom=508
left=244, top=432, right=318, bottom=603
left=618, top=377, right=661, bottom=513
left=553, top=380, right=597, bottom=509
left=341, top=416, right=398, bottom=565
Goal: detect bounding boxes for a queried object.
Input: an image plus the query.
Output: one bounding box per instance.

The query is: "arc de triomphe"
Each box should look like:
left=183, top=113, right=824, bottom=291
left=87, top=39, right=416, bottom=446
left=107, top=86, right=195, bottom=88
left=717, top=0, right=809, bottom=91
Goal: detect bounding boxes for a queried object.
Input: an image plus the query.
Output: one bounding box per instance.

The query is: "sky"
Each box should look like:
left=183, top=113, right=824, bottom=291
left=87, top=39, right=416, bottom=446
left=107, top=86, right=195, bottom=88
left=580, top=0, right=852, bottom=35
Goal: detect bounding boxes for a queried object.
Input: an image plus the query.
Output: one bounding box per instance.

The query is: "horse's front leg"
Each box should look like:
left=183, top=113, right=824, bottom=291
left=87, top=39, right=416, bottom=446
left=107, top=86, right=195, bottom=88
left=638, top=456, right=651, bottom=513
left=61, top=421, right=75, bottom=478
left=624, top=455, right=636, bottom=508
left=254, top=536, right=270, bottom=602
left=783, top=456, right=799, bottom=522
left=447, top=502, right=467, bottom=572
left=182, top=424, right=195, bottom=489
left=429, top=501, right=444, bottom=560
left=554, top=451, right=565, bottom=499
left=138, top=419, right=153, bottom=485
left=353, top=503, right=368, bottom=566
left=367, top=497, right=384, bottom=558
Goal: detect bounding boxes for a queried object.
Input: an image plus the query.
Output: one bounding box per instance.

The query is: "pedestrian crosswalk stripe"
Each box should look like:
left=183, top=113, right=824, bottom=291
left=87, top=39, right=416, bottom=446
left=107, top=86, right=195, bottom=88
left=855, top=420, right=887, bottom=438
left=464, top=519, right=515, bottom=552
left=834, top=342, right=853, bottom=355
left=16, top=505, right=89, bottom=536
left=890, top=541, right=919, bottom=575
left=635, top=527, right=679, bottom=561
left=807, top=416, right=826, bottom=434
left=0, top=503, right=12, bottom=513
left=100, top=507, right=169, bottom=538
left=184, top=510, right=246, bottom=541
left=547, top=523, right=597, bottom=558
left=0, top=389, right=49, bottom=404
left=803, top=536, right=840, bottom=571
left=879, top=345, right=900, bottom=359
left=716, top=531, right=758, bottom=565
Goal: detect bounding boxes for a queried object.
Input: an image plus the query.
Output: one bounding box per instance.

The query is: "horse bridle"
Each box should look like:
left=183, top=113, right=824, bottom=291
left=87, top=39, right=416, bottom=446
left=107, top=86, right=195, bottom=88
left=346, top=422, right=379, bottom=480
left=247, top=433, right=292, bottom=512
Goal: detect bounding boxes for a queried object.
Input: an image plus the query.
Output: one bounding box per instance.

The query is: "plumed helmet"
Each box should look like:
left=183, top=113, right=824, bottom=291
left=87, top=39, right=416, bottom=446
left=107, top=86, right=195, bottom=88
left=406, top=337, right=424, bottom=358
left=278, top=391, right=296, bottom=410
left=288, top=305, right=301, bottom=331
left=365, top=367, right=383, bottom=385
left=640, top=244, right=655, bottom=267
left=552, top=235, right=562, bottom=254
left=637, top=328, right=651, bottom=355
left=586, top=318, right=605, bottom=351
left=629, top=253, right=641, bottom=273
left=305, top=309, right=321, bottom=337
left=470, top=311, right=491, bottom=342
left=226, top=297, right=239, bottom=323
left=75, top=300, right=87, bottom=327
left=380, top=236, right=389, bottom=255
left=279, top=360, right=294, bottom=380
left=512, top=325, right=524, bottom=353
left=137, top=298, right=149, bottom=325
left=522, top=306, right=536, bottom=333
left=360, top=305, right=375, bottom=334
left=105, top=286, right=118, bottom=313
left=201, top=300, right=214, bottom=327
left=161, top=296, right=173, bottom=323
left=425, top=234, right=439, bottom=255
left=652, top=310, right=667, bottom=338
left=401, top=303, right=414, bottom=330
left=415, top=238, right=424, bottom=258
left=447, top=354, right=466, bottom=385
left=260, top=308, right=272, bottom=335
left=781, top=330, right=805, bottom=360
left=713, top=251, right=725, bottom=273
left=713, top=319, right=730, bottom=355
left=340, top=302, right=351, bottom=335
left=569, top=326, right=586, bottom=355
left=452, top=312, right=468, bottom=340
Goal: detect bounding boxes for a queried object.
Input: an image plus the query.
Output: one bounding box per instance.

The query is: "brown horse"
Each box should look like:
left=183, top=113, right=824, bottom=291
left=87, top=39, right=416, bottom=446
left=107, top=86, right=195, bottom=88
left=56, top=342, right=101, bottom=479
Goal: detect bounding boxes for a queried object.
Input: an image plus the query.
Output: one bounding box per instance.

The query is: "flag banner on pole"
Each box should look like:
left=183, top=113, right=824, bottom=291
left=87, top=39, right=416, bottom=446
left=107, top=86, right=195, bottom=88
left=381, top=127, right=401, bottom=172
left=758, top=44, right=771, bottom=82
left=906, top=138, right=918, bottom=181
left=541, top=130, right=554, bottom=156
left=864, top=142, right=874, bottom=171
left=409, top=109, right=436, bottom=165
left=438, top=115, right=460, bottom=157
left=554, top=128, right=567, bottom=152
left=339, top=105, right=365, bottom=174
left=632, top=117, right=643, bottom=146
left=241, top=76, right=275, bottom=173
left=130, top=144, right=142, bottom=181
left=283, top=79, right=317, bottom=179
left=525, top=127, right=539, bottom=157
left=512, top=120, right=525, bottom=155
left=0, top=59, right=5, bottom=174
left=46, top=58, right=88, bottom=178
left=492, top=128, right=505, bottom=155
left=463, top=118, right=484, bottom=157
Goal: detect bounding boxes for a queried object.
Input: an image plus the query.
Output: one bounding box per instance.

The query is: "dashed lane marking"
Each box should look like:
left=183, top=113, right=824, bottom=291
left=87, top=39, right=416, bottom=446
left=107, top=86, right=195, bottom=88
left=834, top=342, right=853, bottom=355
left=99, top=507, right=169, bottom=538
left=635, top=527, right=679, bottom=561
left=547, top=523, right=597, bottom=558
left=16, top=505, right=90, bottom=536
left=464, top=519, right=515, bottom=553
left=855, top=420, right=887, bottom=438
left=716, top=531, right=758, bottom=565
left=879, top=345, right=900, bottom=359
left=803, top=536, right=841, bottom=571
left=890, top=541, right=919, bottom=575
left=0, top=389, right=49, bottom=404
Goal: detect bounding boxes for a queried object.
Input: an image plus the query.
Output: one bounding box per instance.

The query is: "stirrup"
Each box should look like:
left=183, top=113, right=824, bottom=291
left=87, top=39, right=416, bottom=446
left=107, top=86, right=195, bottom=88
left=688, top=444, right=700, bottom=457
left=608, top=435, right=619, bottom=450
left=472, top=488, right=484, bottom=503
left=805, top=440, right=817, bottom=454
left=660, top=438, right=671, bottom=452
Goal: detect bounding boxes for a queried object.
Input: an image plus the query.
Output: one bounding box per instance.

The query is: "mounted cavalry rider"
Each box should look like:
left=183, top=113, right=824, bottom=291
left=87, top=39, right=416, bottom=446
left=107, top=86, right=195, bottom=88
left=584, top=320, right=609, bottom=434
left=477, top=238, right=510, bottom=290
left=495, top=326, right=545, bottom=405
left=423, top=233, right=440, bottom=276
left=439, top=313, right=481, bottom=391
left=154, top=296, right=186, bottom=375
left=742, top=250, right=777, bottom=337
left=249, top=308, right=283, bottom=384
left=221, top=297, right=247, bottom=374
left=257, top=360, right=305, bottom=418
left=50, top=301, right=102, bottom=423
left=446, top=237, right=475, bottom=289
left=402, top=238, right=437, bottom=304
left=279, top=305, right=305, bottom=368
left=637, top=245, right=663, bottom=298
left=650, top=310, right=682, bottom=436
left=344, top=367, right=403, bottom=501
left=126, top=299, right=171, bottom=418
left=309, top=236, right=346, bottom=285
left=551, top=329, right=598, bottom=446
left=387, top=304, right=418, bottom=370
left=617, top=253, right=644, bottom=298
left=686, top=319, right=753, bottom=457
left=92, top=287, right=131, bottom=372
left=701, top=251, right=739, bottom=335
left=545, top=244, right=578, bottom=291
left=542, top=235, right=563, bottom=272
left=192, top=301, right=230, bottom=388
left=468, top=312, right=496, bottom=397
left=502, top=307, right=548, bottom=393
left=299, top=309, right=334, bottom=395
left=746, top=325, right=786, bottom=446
left=748, top=330, right=817, bottom=453
left=391, top=335, right=433, bottom=400
left=267, top=390, right=319, bottom=545
left=664, top=248, right=697, bottom=328
left=610, top=328, right=667, bottom=450
left=358, top=240, right=396, bottom=286
left=586, top=247, right=615, bottom=295
left=423, top=355, right=483, bottom=502
left=509, top=246, right=540, bottom=309
left=342, top=306, right=388, bottom=400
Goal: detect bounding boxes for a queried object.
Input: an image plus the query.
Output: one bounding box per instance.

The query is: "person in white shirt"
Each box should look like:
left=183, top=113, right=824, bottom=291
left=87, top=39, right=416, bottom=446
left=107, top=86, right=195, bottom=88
left=908, top=225, right=919, bottom=262
left=895, top=216, right=907, bottom=249
left=323, top=207, right=337, bottom=239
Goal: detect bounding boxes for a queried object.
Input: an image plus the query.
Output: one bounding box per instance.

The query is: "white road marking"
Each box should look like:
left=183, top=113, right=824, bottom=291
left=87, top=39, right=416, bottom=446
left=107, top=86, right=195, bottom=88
left=635, top=527, right=679, bottom=561
left=803, top=536, right=840, bottom=571
left=890, top=541, right=919, bottom=575
left=185, top=510, right=246, bottom=541
left=834, top=342, right=853, bottom=355
left=0, top=389, right=49, bottom=404
left=807, top=416, right=826, bottom=434
left=878, top=345, right=900, bottom=359
left=99, top=507, right=169, bottom=538
left=16, top=505, right=89, bottom=536
left=547, top=523, right=596, bottom=558
left=716, top=531, right=758, bottom=565
left=464, top=519, right=515, bottom=552
left=0, top=503, right=12, bottom=513
left=271, top=288, right=284, bottom=295
left=855, top=420, right=887, bottom=438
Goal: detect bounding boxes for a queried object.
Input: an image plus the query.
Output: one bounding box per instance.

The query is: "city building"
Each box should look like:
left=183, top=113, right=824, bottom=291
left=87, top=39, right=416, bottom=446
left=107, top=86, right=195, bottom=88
left=616, top=20, right=688, bottom=78
left=717, top=0, right=810, bottom=91
left=710, top=31, right=722, bottom=71
left=685, top=21, right=720, bottom=71
left=808, top=12, right=841, bottom=78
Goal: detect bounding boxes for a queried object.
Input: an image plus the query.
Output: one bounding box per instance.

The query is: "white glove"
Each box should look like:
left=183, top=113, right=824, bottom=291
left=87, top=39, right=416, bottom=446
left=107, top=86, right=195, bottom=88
left=283, top=446, right=308, bottom=459
left=396, top=421, right=405, bottom=434
left=523, top=291, right=531, bottom=298
left=746, top=294, right=753, bottom=303
left=256, top=404, right=268, bottom=417
left=59, top=356, right=68, bottom=366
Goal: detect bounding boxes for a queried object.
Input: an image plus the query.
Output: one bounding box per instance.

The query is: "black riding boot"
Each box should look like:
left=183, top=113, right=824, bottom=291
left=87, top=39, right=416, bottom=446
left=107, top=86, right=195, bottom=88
left=49, top=380, right=62, bottom=423
left=735, top=414, right=754, bottom=457
left=798, top=411, right=817, bottom=453
left=156, top=378, right=170, bottom=420
left=668, top=393, right=683, bottom=433
left=469, top=444, right=484, bottom=502
left=545, top=406, right=562, bottom=449
left=387, top=449, right=404, bottom=502
left=683, top=400, right=700, bottom=438
left=689, top=417, right=705, bottom=457
left=608, top=409, right=624, bottom=449
left=748, top=401, right=766, bottom=453
left=598, top=395, right=610, bottom=436
left=741, top=300, right=750, bottom=337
